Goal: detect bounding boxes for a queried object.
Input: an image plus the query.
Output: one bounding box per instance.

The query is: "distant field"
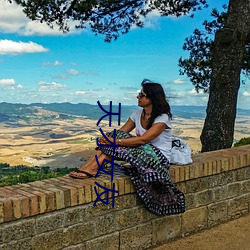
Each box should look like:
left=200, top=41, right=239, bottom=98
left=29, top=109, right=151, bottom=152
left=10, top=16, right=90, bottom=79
left=0, top=102, right=249, bottom=167
left=67, top=139, right=94, bottom=145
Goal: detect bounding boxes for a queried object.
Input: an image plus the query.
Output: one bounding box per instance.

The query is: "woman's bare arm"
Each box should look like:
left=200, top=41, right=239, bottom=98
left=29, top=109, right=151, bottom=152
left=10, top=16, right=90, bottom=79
left=118, top=118, right=135, bottom=133
left=102, top=122, right=168, bottom=147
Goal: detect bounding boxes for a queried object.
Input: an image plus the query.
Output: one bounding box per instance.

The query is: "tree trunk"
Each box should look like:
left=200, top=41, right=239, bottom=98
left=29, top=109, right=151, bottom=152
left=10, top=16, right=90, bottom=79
left=200, top=0, right=250, bottom=152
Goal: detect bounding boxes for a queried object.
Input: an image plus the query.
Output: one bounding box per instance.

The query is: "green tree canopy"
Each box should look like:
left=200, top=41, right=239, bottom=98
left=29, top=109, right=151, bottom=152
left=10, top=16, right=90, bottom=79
left=179, top=5, right=250, bottom=92
left=8, top=0, right=208, bottom=41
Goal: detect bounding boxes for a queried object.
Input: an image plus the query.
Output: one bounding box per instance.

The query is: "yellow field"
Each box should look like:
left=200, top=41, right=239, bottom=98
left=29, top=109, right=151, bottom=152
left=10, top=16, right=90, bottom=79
left=0, top=115, right=249, bottom=167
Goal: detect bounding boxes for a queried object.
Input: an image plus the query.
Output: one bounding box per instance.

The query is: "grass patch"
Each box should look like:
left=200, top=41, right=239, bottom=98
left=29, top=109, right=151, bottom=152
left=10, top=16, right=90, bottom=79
left=234, top=137, right=250, bottom=147
left=0, top=163, right=77, bottom=187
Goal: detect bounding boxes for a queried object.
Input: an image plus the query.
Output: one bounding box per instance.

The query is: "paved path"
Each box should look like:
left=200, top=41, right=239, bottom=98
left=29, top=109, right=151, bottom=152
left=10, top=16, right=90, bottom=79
left=151, top=214, right=250, bottom=250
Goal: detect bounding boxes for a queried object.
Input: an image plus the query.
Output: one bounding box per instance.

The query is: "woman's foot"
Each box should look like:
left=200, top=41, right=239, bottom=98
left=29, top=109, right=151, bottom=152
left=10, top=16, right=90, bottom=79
left=69, top=167, right=98, bottom=179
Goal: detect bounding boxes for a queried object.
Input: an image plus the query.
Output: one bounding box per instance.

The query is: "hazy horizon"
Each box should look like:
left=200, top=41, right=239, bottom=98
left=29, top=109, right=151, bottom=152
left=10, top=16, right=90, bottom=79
left=1, top=101, right=250, bottom=111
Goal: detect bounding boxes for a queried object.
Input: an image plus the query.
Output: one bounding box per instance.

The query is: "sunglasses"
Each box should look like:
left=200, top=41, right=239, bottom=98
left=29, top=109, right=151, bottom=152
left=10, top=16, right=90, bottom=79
left=138, top=92, right=146, bottom=98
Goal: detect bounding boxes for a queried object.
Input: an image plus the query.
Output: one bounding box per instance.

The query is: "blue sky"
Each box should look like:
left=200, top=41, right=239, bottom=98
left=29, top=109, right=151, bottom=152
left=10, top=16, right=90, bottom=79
left=0, top=0, right=249, bottom=108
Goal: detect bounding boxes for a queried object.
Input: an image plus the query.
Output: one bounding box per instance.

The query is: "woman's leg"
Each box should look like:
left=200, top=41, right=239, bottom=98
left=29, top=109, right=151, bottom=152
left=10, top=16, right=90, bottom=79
left=80, top=150, right=103, bottom=169
left=69, top=150, right=112, bottom=178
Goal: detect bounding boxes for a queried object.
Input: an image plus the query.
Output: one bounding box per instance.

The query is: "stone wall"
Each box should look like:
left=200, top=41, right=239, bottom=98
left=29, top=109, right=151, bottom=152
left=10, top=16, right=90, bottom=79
left=0, top=145, right=249, bottom=250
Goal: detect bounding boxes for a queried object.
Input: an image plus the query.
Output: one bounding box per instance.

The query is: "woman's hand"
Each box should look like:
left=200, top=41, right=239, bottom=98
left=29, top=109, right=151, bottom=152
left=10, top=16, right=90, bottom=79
left=98, top=135, right=114, bottom=145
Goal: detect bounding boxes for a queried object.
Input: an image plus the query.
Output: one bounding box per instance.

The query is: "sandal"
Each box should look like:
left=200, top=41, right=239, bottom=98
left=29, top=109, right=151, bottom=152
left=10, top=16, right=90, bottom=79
left=69, top=169, right=95, bottom=179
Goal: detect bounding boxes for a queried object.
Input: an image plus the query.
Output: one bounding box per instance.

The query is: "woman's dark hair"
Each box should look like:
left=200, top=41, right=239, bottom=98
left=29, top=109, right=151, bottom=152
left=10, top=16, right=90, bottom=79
left=141, top=79, right=172, bottom=129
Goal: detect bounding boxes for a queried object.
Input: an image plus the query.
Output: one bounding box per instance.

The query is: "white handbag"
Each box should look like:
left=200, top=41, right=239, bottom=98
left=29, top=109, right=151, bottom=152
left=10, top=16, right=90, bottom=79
left=170, top=136, right=193, bottom=165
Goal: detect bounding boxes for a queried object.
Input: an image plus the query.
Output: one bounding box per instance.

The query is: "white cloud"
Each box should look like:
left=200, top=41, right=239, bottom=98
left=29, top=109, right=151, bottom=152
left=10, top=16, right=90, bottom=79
left=0, top=78, right=25, bottom=91
left=68, top=69, right=80, bottom=76
left=43, top=60, right=63, bottom=66
left=172, top=79, right=185, bottom=85
left=0, top=0, right=83, bottom=36
left=17, top=84, right=24, bottom=89
left=144, top=9, right=161, bottom=29
left=166, top=87, right=209, bottom=106
left=75, top=91, right=86, bottom=95
left=38, top=81, right=68, bottom=91
left=189, top=89, right=197, bottom=94
left=0, top=39, right=48, bottom=55
left=188, top=89, right=206, bottom=95
left=0, top=78, right=16, bottom=85
left=175, top=91, right=186, bottom=97
left=243, top=91, right=250, bottom=97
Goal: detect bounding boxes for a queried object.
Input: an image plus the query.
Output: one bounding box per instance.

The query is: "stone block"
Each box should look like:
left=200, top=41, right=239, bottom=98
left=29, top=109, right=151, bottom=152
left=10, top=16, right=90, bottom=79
left=213, top=185, right=228, bottom=201
left=44, top=190, right=56, bottom=211
left=94, top=213, right=118, bottom=237
left=245, top=166, right=250, bottom=179
left=83, top=184, right=92, bottom=203
left=62, top=244, right=86, bottom=250
left=36, top=212, right=64, bottom=234
left=86, top=232, right=119, bottom=250
left=64, top=207, right=85, bottom=227
left=216, top=171, right=235, bottom=186
left=208, top=201, right=228, bottom=227
left=0, top=228, right=2, bottom=244
left=2, top=198, right=12, bottom=222
left=241, top=179, right=250, bottom=194
left=228, top=195, right=249, bottom=219
left=0, top=238, right=32, bottom=250
left=30, top=194, right=39, bottom=216
left=115, top=206, right=148, bottom=230
left=239, top=154, right=248, bottom=168
left=185, top=193, right=195, bottom=210
left=124, top=177, right=131, bottom=194
left=0, top=200, right=4, bottom=223
left=228, top=183, right=241, bottom=198
left=170, top=166, right=179, bottom=183
left=175, top=182, right=187, bottom=193
left=179, top=166, right=185, bottom=181
left=235, top=168, right=246, bottom=181
left=185, top=178, right=209, bottom=193
left=152, top=214, right=181, bottom=245
left=120, top=222, right=152, bottom=250
left=32, top=228, right=70, bottom=250
left=67, top=221, right=96, bottom=244
left=194, top=189, right=214, bottom=207
left=181, top=206, right=207, bottom=236
left=247, top=153, right=250, bottom=166
left=114, top=176, right=125, bottom=195
left=54, top=186, right=71, bottom=208
left=48, top=187, right=65, bottom=210
left=114, top=194, right=137, bottom=210
left=34, top=191, right=47, bottom=214
left=12, top=197, right=22, bottom=220
left=21, top=196, right=30, bottom=218
left=219, top=158, right=229, bottom=172
left=2, top=218, right=36, bottom=243
left=84, top=194, right=136, bottom=219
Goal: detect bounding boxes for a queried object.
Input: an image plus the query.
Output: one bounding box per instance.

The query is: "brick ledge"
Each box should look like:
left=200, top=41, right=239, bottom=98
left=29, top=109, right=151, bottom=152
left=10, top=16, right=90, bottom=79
left=0, top=145, right=249, bottom=224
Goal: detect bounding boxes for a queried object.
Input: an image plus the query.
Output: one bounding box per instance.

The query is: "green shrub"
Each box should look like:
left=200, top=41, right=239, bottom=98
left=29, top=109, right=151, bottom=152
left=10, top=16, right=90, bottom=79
left=234, top=137, right=250, bottom=147
left=0, top=165, right=77, bottom=187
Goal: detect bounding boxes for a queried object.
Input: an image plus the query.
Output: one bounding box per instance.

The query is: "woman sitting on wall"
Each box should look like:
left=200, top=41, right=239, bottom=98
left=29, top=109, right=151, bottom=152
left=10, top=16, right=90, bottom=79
left=69, top=79, right=185, bottom=215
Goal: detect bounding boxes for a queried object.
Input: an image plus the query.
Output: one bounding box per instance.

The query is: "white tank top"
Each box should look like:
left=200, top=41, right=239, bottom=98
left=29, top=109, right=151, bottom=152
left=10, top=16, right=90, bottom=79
left=130, top=109, right=172, bottom=161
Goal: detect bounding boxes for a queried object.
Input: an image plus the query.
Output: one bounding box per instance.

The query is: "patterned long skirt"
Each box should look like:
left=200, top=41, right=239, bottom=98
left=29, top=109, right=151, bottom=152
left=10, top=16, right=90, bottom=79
left=98, top=130, right=185, bottom=216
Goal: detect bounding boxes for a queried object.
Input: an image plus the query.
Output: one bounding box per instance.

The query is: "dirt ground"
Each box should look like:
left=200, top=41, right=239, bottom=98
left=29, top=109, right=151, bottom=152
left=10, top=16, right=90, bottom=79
left=151, top=213, right=250, bottom=250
